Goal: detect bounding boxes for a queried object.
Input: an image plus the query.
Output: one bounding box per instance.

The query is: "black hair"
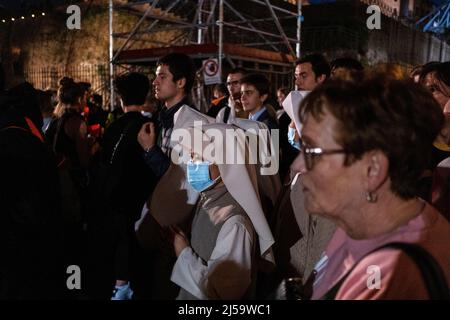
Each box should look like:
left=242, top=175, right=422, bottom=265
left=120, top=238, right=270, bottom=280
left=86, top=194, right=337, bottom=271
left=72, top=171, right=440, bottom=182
left=295, top=53, right=331, bottom=79
left=240, top=73, right=270, bottom=96
left=114, top=72, right=150, bottom=106
left=157, top=53, right=196, bottom=95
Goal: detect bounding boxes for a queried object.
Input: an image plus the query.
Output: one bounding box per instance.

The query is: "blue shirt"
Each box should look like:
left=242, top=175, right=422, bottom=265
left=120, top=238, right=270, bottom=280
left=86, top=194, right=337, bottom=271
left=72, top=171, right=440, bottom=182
left=248, top=107, right=266, bottom=121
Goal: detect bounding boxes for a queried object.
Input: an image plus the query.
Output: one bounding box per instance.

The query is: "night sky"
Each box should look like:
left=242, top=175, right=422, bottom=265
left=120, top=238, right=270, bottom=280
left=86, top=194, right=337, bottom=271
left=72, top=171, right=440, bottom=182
left=0, top=0, right=68, bottom=12
left=1, top=0, right=448, bottom=10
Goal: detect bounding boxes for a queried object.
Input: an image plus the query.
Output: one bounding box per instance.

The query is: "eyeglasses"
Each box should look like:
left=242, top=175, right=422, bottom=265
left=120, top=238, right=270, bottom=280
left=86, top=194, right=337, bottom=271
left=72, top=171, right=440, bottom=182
left=226, top=80, right=240, bottom=87
left=302, top=145, right=347, bottom=171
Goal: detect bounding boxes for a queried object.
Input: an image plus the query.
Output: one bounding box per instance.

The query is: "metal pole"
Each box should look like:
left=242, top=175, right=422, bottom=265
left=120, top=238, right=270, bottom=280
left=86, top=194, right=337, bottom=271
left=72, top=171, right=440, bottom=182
left=297, top=0, right=302, bottom=58
left=196, top=0, right=203, bottom=112
left=197, top=0, right=203, bottom=44
left=202, top=0, right=218, bottom=43
left=187, top=0, right=204, bottom=44
left=145, top=0, right=182, bottom=33
left=224, top=0, right=278, bottom=51
left=218, top=0, right=224, bottom=81
left=112, top=0, right=160, bottom=62
left=264, top=0, right=295, bottom=56
left=221, top=21, right=298, bottom=42
left=109, top=0, right=114, bottom=111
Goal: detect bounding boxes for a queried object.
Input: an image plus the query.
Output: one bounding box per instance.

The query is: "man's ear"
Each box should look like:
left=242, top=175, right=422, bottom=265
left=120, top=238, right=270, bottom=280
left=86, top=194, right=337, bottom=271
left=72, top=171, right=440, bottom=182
left=176, top=78, right=186, bottom=90
left=363, top=150, right=389, bottom=193
left=316, top=74, right=327, bottom=84
left=260, top=93, right=268, bottom=104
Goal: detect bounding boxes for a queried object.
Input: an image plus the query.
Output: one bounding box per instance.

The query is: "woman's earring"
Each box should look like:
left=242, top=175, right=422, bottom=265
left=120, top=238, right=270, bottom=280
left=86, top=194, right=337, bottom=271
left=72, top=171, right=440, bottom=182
left=366, top=191, right=378, bottom=203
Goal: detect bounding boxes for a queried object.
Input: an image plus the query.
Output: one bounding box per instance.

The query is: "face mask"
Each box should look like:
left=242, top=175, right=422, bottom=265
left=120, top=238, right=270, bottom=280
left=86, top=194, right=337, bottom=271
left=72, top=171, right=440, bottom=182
left=187, top=161, right=216, bottom=192
left=287, top=127, right=301, bottom=151
left=141, top=111, right=152, bottom=118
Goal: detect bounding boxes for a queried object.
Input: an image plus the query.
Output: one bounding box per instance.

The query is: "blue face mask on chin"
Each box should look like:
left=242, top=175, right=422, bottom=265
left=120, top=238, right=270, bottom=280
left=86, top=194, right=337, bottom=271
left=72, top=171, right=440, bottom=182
left=287, top=126, right=301, bottom=151
left=187, top=161, right=216, bottom=192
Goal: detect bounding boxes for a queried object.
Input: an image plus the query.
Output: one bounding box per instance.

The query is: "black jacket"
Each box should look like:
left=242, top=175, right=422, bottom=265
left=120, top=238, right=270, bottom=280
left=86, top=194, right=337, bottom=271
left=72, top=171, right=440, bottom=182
left=96, top=111, right=156, bottom=221
left=256, top=108, right=279, bottom=131
left=0, top=110, right=64, bottom=299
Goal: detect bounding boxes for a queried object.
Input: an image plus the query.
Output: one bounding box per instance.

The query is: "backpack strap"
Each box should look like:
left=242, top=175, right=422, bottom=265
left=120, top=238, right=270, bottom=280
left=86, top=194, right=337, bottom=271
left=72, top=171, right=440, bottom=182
left=109, top=120, right=139, bottom=165
left=322, top=242, right=449, bottom=300
left=223, top=106, right=231, bottom=124
left=0, top=117, right=44, bottom=143
left=24, top=117, right=44, bottom=142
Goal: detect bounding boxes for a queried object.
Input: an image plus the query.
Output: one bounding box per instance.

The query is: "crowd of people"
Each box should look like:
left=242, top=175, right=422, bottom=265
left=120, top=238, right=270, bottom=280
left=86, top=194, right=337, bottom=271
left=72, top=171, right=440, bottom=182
left=0, top=51, right=449, bottom=300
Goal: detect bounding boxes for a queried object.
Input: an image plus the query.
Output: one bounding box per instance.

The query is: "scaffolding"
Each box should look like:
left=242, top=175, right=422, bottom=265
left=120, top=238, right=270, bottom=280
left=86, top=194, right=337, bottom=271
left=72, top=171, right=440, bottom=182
left=108, top=0, right=304, bottom=110
left=416, top=2, right=449, bottom=35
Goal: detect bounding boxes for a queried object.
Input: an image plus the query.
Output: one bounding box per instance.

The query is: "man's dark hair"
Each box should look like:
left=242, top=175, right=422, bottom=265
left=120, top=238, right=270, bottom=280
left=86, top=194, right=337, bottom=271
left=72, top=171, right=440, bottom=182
left=295, top=53, right=331, bottom=79
left=240, top=73, right=270, bottom=96
left=114, top=72, right=150, bottom=106
left=157, top=53, right=196, bottom=95
left=330, top=57, right=363, bottom=72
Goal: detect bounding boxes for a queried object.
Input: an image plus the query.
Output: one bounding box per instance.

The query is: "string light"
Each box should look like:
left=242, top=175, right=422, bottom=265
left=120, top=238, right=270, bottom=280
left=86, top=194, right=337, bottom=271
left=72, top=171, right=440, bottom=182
left=1, top=13, right=47, bottom=24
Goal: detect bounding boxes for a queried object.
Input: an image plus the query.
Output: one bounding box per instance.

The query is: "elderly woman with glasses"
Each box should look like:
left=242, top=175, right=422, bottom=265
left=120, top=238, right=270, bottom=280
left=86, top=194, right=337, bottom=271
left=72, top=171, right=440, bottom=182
left=290, top=75, right=450, bottom=299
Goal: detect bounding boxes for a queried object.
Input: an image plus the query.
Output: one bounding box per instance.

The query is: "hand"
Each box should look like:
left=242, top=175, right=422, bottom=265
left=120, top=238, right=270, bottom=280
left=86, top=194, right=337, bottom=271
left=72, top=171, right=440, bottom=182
left=138, top=122, right=156, bottom=151
left=169, top=226, right=189, bottom=257
left=289, top=120, right=300, bottom=142
left=289, top=120, right=296, bottom=129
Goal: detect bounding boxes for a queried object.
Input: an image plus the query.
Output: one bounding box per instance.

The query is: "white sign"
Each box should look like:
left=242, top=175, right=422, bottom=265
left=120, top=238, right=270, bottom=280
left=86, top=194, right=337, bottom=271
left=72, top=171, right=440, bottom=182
left=202, top=58, right=221, bottom=85
left=282, top=90, right=310, bottom=134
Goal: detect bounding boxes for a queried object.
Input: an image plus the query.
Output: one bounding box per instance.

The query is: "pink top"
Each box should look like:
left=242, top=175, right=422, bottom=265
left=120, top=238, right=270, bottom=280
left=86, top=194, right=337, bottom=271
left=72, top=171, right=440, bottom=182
left=312, top=202, right=450, bottom=299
